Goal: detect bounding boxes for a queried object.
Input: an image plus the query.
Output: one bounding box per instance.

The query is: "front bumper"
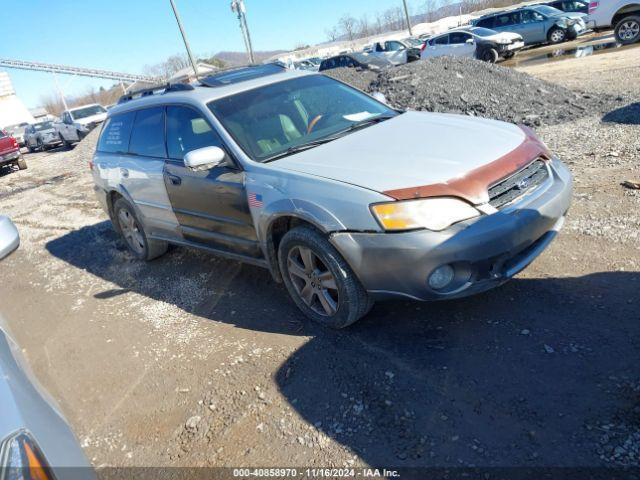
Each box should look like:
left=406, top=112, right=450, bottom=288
left=330, top=159, right=573, bottom=301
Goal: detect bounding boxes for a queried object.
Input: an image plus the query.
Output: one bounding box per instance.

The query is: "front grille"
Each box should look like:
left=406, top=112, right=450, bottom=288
left=488, top=159, right=549, bottom=209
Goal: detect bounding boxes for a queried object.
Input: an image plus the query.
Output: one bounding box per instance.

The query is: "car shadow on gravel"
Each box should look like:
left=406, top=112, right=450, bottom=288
left=46, top=222, right=639, bottom=467
left=602, top=102, right=640, bottom=125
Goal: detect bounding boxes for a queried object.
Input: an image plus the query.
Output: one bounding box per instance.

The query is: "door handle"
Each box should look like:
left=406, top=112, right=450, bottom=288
left=120, top=168, right=129, bottom=178
left=166, top=172, right=182, bottom=186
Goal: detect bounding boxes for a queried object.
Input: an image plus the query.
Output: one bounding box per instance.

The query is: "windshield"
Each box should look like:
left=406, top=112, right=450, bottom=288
left=532, top=5, right=562, bottom=16
left=469, top=27, right=498, bottom=37
left=70, top=105, right=107, bottom=120
left=5, top=124, right=27, bottom=133
left=208, top=75, right=396, bottom=162
left=34, top=121, right=54, bottom=131
left=403, top=38, right=424, bottom=47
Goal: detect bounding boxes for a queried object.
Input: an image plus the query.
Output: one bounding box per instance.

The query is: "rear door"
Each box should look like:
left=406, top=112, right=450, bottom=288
left=162, top=105, right=260, bottom=258
left=101, top=107, right=180, bottom=237
left=422, top=34, right=450, bottom=58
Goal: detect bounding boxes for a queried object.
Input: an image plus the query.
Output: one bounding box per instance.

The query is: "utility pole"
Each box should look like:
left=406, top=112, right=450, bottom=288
left=169, top=0, right=199, bottom=79
left=402, top=0, right=413, bottom=36
left=231, top=0, right=255, bottom=64
left=52, top=72, right=68, bottom=111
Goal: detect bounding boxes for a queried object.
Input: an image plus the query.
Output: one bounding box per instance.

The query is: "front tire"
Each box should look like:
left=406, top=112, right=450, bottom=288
left=113, top=198, right=168, bottom=261
left=481, top=48, right=499, bottom=63
left=548, top=27, right=567, bottom=44
left=278, top=226, right=372, bottom=329
left=615, top=15, right=640, bottom=45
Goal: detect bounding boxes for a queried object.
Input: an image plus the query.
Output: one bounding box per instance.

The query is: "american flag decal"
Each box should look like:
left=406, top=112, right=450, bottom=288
left=248, top=192, right=263, bottom=208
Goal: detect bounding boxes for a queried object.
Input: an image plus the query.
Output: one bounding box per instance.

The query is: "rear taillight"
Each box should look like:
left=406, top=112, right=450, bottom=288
left=420, top=42, right=426, bottom=52
left=588, top=1, right=599, bottom=13
left=11, top=138, right=18, bottom=148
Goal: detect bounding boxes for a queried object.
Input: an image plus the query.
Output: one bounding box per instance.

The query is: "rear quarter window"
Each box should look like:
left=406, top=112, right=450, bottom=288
left=97, top=112, right=135, bottom=153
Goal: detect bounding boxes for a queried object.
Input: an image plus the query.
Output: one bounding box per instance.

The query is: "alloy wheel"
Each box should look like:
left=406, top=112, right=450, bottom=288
left=287, top=246, right=339, bottom=316
left=117, top=208, right=145, bottom=255
left=550, top=29, right=565, bottom=43
left=619, top=20, right=640, bottom=41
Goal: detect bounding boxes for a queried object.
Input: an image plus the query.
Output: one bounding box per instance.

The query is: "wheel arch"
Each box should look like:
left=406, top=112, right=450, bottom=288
left=613, top=4, right=640, bottom=26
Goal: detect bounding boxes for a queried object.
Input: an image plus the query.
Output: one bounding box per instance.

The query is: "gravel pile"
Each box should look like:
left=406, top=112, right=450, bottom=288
left=325, top=57, right=620, bottom=127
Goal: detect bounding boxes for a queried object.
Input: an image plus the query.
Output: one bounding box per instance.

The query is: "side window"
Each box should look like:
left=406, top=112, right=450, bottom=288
left=522, top=10, right=544, bottom=23
left=166, top=106, right=224, bottom=160
left=128, top=107, right=166, bottom=158
left=97, top=111, right=135, bottom=153
left=476, top=17, right=495, bottom=28
left=385, top=41, right=405, bottom=51
left=450, top=32, right=472, bottom=44
left=495, top=12, right=518, bottom=27
left=434, top=34, right=449, bottom=45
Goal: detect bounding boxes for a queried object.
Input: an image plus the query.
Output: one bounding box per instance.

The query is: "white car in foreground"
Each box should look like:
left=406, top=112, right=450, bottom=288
left=422, top=27, right=525, bottom=63
left=55, top=104, right=108, bottom=147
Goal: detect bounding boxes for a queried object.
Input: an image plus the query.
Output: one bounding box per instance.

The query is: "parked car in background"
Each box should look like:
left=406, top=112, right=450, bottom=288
left=55, top=104, right=108, bottom=148
left=24, top=121, right=63, bottom=152
left=422, top=27, right=525, bottom=62
left=0, top=216, right=19, bottom=259
left=91, top=65, right=572, bottom=328
left=368, top=39, right=422, bottom=65
left=3, top=123, right=29, bottom=147
left=472, top=5, right=588, bottom=44
left=588, top=0, right=640, bottom=44
left=294, top=59, right=320, bottom=71
left=319, top=53, right=393, bottom=72
left=0, top=130, right=26, bottom=171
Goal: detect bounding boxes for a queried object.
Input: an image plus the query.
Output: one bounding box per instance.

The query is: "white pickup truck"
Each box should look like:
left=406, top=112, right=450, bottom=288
left=588, top=0, right=640, bottom=44
left=55, top=104, right=108, bottom=147
left=366, top=39, right=423, bottom=65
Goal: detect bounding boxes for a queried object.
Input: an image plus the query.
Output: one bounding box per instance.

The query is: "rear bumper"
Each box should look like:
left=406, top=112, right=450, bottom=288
left=0, top=150, right=21, bottom=165
left=330, top=158, right=573, bottom=301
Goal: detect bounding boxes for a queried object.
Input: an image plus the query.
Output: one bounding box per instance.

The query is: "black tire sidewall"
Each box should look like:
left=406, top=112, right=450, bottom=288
left=113, top=198, right=149, bottom=260
left=482, top=48, right=499, bottom=63
left=278, top=227, right=368, bottom=329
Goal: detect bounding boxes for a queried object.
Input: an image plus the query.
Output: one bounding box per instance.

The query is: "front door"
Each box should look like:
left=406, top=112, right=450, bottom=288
left=162, top=105, right=260, bottom=258
left=448, top=32, right=476, bottom=58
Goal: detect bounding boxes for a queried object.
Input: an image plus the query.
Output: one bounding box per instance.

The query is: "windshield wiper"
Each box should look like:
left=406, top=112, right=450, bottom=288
left=263, top=114, right=397, bottom=163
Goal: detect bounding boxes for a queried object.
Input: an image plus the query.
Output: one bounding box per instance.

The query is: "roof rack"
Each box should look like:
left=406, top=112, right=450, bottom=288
left=117, top=83, right=194, bottom=104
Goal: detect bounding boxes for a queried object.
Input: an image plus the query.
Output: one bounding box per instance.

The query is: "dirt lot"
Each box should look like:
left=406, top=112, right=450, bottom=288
left=0, top=45, right=639, bottom=471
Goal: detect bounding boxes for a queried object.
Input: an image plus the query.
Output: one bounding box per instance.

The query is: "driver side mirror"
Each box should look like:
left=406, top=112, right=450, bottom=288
left=184, top=146, right=226, bottom=170
left=0, top=216, right=20, bottom=260
left=466, top=38, right=475, bottom=44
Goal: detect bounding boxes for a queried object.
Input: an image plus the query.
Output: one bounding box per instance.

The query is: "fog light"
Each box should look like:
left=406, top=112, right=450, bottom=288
left=428, top=265, right=455, bottom=290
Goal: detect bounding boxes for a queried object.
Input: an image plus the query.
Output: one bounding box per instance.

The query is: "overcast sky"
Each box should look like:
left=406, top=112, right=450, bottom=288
left=2, top=0, right=417, bottom=108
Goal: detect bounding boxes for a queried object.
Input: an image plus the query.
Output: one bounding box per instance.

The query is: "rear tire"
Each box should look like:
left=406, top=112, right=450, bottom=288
left=481, top=48, right=499, bottom=63
left=278, top=226, right=372, bottom=329
left=615, top=15, right=640, bottom=45
left=112, top=198, right=168, bottom=261
left=548, top=27, right=567, bottom=44
left=17, top=158, right=27, bottom=170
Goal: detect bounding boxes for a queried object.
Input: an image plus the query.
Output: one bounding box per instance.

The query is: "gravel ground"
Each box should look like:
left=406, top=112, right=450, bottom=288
left=326, top=56, right=625, bottom=127
left=0, top=49, right=639, bottom=471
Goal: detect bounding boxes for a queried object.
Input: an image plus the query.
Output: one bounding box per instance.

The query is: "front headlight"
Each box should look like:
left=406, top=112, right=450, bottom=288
left=1, top=430, right=56, bottom=480
left=371, top=197, right=481, bottom=232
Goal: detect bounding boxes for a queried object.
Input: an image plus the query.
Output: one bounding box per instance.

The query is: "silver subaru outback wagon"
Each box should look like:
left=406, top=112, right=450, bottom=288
left=91, top=64, right=572, bottom=328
